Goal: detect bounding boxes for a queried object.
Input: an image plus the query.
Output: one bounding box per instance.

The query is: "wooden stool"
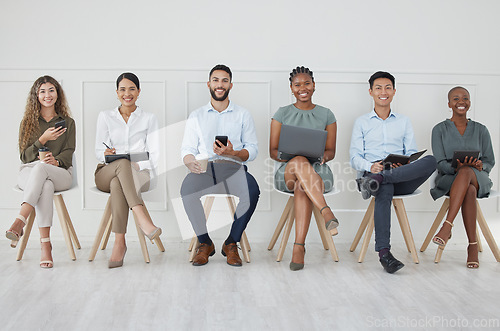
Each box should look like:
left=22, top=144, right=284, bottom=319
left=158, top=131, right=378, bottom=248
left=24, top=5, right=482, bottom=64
left=88, top=187, right=165, bottom=263
left=267, top=188, right=340, bottom=262
left=350, top=190, right=422, bottom=264
left=13, top=186, right=81, bottom=261
left=420, top=190, right=500, bottom=263
left=187, top=194, right=251, bottom=263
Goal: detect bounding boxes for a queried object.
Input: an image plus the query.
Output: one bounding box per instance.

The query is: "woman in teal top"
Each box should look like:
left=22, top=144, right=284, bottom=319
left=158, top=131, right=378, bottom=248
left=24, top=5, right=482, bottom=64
left=431, top=86, right=495, bottom=268
left=269, top=66, right=338, bottom=271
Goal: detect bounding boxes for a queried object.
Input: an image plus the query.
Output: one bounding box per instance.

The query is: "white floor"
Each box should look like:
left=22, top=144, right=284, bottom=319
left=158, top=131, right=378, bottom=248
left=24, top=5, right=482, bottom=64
left=1, top=240, right=499, bottom=331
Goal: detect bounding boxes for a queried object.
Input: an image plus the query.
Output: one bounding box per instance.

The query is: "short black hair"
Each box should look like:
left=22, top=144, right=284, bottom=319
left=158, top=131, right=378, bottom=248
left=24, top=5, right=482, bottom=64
left=447, top=86, right=469, bottom=101
left=368, top=71, right=395, bottom=89
left=289, top=66, right=314, bottom=83
left=209, top=64, right=232, bottom=81
left=116, top=72, right=140, bottom=89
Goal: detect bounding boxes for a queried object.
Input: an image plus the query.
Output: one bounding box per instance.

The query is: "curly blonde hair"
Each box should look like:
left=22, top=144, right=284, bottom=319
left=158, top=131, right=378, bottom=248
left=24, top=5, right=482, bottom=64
left=19, top=76, right=72, bottom=152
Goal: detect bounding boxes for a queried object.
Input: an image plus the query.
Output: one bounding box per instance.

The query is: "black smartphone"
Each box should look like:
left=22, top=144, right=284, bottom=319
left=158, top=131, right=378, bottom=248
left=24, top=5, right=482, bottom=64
left=215, top=135, right=228, bottom=147
left=55, top=120, right=66, bottom=129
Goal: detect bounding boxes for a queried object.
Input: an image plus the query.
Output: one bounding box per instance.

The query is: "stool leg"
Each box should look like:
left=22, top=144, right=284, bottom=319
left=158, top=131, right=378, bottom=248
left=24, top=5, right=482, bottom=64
left=313, top=206, right=330, bottom=250
left=133, top=211, right=150, bottom=263
left=393, top=199, right=419, bottom=264
left=89, top=197, right=112, bottom=261
left=358, top=217, right=374, bottom=263
left=277, top=208, right=295, bottom=262
left=313, top=206, right=339, bottom=262
left=241, top=231, right=251, bottom=253
left=54, top=194, right=76, bottom=261
left=16, top=211, right=35, bottom=261
left=421, top=198, right=449, bottom=252
left=476, top=227, right=483, bottom=252
left=101, top=217, right=112, bottom=250
left=350, top=198, right=375, bottom=252
left=434, top=245, right=445, bottom=263
left=189, top=237, right=199, bottom=262
left=476, top=201, right=500, bottom=262
left=188, top=236, right=196, bottom=252
left=55, top=194, right=81, bottom=249
left=142, top=202, right=165, bottom=252
left=268, top=197, right=294, bottom=250
left=240, top=231, right=251, bottom=263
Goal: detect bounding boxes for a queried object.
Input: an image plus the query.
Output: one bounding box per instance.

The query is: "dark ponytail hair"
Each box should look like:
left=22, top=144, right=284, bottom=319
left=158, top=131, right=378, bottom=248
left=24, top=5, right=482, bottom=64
left=116, top=72, right=140, bottom=89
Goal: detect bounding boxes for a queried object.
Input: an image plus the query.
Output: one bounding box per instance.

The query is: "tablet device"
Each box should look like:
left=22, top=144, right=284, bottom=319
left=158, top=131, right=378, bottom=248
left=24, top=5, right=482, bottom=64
left=451, top=150, right=480, bottom=168
left=105, top=152, right=149, bottom=164
left=278, top=124, right=327, bottom=163
left=383, top=150, right=427, bottom=166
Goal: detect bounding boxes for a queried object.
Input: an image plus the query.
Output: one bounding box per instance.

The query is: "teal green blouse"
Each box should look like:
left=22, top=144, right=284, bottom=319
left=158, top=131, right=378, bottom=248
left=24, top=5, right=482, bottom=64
left=430, top=119, right=494, bottom=200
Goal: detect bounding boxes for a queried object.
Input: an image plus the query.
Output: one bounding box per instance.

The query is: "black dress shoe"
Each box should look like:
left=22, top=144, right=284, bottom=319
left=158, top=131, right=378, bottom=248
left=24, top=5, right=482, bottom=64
left=379, top=251, right=405, bottom=274
left=356, top=177, right=379, bottom=200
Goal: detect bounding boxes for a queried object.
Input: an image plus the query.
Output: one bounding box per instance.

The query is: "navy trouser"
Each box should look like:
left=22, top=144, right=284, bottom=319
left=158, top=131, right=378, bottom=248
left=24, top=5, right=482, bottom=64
left=366, top=155, right=437, bottom=251
left=180, top=161, right=260, bottom=242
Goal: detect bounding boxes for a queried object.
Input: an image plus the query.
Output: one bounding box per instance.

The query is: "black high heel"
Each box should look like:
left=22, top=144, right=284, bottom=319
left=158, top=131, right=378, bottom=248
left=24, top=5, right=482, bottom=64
left=290, top=243, right=306, bottom=271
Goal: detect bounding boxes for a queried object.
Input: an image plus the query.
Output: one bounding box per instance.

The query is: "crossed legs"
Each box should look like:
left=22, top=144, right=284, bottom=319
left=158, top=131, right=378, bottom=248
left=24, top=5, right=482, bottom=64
left=433, top=166, right=479, bottom=267
left=284, top=156, right=335, bottom=265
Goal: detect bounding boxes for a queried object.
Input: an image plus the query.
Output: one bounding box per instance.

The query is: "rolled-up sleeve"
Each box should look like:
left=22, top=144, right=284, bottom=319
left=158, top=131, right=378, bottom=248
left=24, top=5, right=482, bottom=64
left=180, top=113, right=200, bottom=160
left=138, top=114, right=159, bottom=171
left=350, top=118, right=372, bottom=172
left=241, top=111, right=258, bottom=162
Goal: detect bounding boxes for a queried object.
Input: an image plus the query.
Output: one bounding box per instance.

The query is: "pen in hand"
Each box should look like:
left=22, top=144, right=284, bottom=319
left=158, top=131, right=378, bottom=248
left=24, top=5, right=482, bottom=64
left=103, top=142, right=116, bottom=155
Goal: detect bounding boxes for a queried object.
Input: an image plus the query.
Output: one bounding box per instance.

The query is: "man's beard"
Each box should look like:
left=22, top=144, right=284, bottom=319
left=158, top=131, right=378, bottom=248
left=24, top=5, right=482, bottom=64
left=210, top=87, right=230, bottom=102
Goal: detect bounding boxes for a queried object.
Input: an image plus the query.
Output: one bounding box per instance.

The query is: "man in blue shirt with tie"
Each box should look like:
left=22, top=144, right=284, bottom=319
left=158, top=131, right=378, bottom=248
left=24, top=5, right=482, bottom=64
left=180, top=64, right=260, bottom=267
left=350, top=71, right=436, bottom=273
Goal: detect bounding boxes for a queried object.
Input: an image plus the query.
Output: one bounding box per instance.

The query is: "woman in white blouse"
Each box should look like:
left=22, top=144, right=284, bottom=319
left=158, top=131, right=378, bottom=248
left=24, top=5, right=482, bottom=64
left=94, top=72, right=161, bottom=268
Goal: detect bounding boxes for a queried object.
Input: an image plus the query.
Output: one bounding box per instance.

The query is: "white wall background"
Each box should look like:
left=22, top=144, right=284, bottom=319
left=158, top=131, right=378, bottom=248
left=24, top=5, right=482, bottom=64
left=1, top=0, right=499, bottom=247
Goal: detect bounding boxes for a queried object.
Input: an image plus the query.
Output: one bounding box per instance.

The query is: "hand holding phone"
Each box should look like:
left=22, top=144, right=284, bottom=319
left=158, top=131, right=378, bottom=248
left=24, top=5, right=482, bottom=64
left=215, top=135, right=228, bottom=147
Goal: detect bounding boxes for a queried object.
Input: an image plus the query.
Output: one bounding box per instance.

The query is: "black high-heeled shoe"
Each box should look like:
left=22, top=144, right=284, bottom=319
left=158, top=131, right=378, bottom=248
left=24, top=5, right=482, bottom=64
left=320, top=206, right=339, bottom=235
left=290, top=243, right=306, bottom=271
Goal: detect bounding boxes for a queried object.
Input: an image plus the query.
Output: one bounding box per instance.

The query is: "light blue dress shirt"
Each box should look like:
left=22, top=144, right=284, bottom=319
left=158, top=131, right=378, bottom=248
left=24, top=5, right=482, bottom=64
left=181, top=101, right=258, bottom=164
left=350, top=110, right=418, bottom=173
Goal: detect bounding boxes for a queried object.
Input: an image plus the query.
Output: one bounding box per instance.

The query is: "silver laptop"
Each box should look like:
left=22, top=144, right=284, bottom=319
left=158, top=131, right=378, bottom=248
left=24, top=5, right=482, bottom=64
left=278, top=124, right=327, bottom=163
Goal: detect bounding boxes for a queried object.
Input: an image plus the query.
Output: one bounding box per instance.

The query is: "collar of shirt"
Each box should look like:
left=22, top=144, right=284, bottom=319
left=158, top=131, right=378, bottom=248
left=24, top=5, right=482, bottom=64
left=39, top=114, right=64, bottom=124
left=203, top=101, right=234, bottom=114
left=113, top=106, right=143, bottom=120
left=369, top=109, right=397, bottom=120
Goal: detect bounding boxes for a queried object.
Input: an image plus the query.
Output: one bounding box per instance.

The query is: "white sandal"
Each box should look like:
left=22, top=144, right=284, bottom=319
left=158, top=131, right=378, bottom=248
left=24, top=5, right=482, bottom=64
left=40, top=237, right=53, bottom=269
left=6, top=214, right=27, bottom=248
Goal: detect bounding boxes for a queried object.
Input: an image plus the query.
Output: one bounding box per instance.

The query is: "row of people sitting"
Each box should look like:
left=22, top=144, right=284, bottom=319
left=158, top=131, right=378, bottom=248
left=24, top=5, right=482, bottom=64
left=6, top=66, right=495, bottom=273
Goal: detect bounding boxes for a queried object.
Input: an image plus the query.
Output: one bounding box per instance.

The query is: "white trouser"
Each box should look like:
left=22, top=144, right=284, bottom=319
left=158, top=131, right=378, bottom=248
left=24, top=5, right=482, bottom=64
left=18, top=161, right=73, bottom=228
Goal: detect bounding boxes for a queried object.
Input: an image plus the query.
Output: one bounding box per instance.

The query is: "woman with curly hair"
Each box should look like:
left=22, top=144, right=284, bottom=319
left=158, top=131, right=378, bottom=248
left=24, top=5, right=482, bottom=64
left=5, top=75, right=75, bottom=268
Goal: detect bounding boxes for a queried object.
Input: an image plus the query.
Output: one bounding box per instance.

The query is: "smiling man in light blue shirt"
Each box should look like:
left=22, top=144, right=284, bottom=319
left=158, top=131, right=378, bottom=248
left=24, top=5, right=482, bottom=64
left=180, top=64, right=260, bottom=267
left=349, top=71, right=436, bottom=274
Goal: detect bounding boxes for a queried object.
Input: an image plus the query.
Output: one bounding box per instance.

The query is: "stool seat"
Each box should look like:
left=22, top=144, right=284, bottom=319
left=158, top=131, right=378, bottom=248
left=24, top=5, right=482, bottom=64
left=350, top=190, right=422, bottom=264
left=268, top=187, right=340, bottom=263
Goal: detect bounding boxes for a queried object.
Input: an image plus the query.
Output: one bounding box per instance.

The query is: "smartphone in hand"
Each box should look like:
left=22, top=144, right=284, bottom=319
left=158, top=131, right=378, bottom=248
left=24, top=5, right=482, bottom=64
left=215, top=135, right=228, bottom=147
left=55, top=120, right=66, bottom=129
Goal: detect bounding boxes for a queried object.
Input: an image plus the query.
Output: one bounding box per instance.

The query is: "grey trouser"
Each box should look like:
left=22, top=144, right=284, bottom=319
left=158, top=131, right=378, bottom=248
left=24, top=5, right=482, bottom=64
left=18, top=161, right=73, bottom=228
left=94, top=159, right=150, bottom=234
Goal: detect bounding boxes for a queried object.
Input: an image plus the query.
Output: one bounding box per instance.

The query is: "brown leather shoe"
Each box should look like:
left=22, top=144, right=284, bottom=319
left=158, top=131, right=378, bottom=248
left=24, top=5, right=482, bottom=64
left=192, top=242, right=215, bottom=266
left=221, top=243, right=242, bottom=267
